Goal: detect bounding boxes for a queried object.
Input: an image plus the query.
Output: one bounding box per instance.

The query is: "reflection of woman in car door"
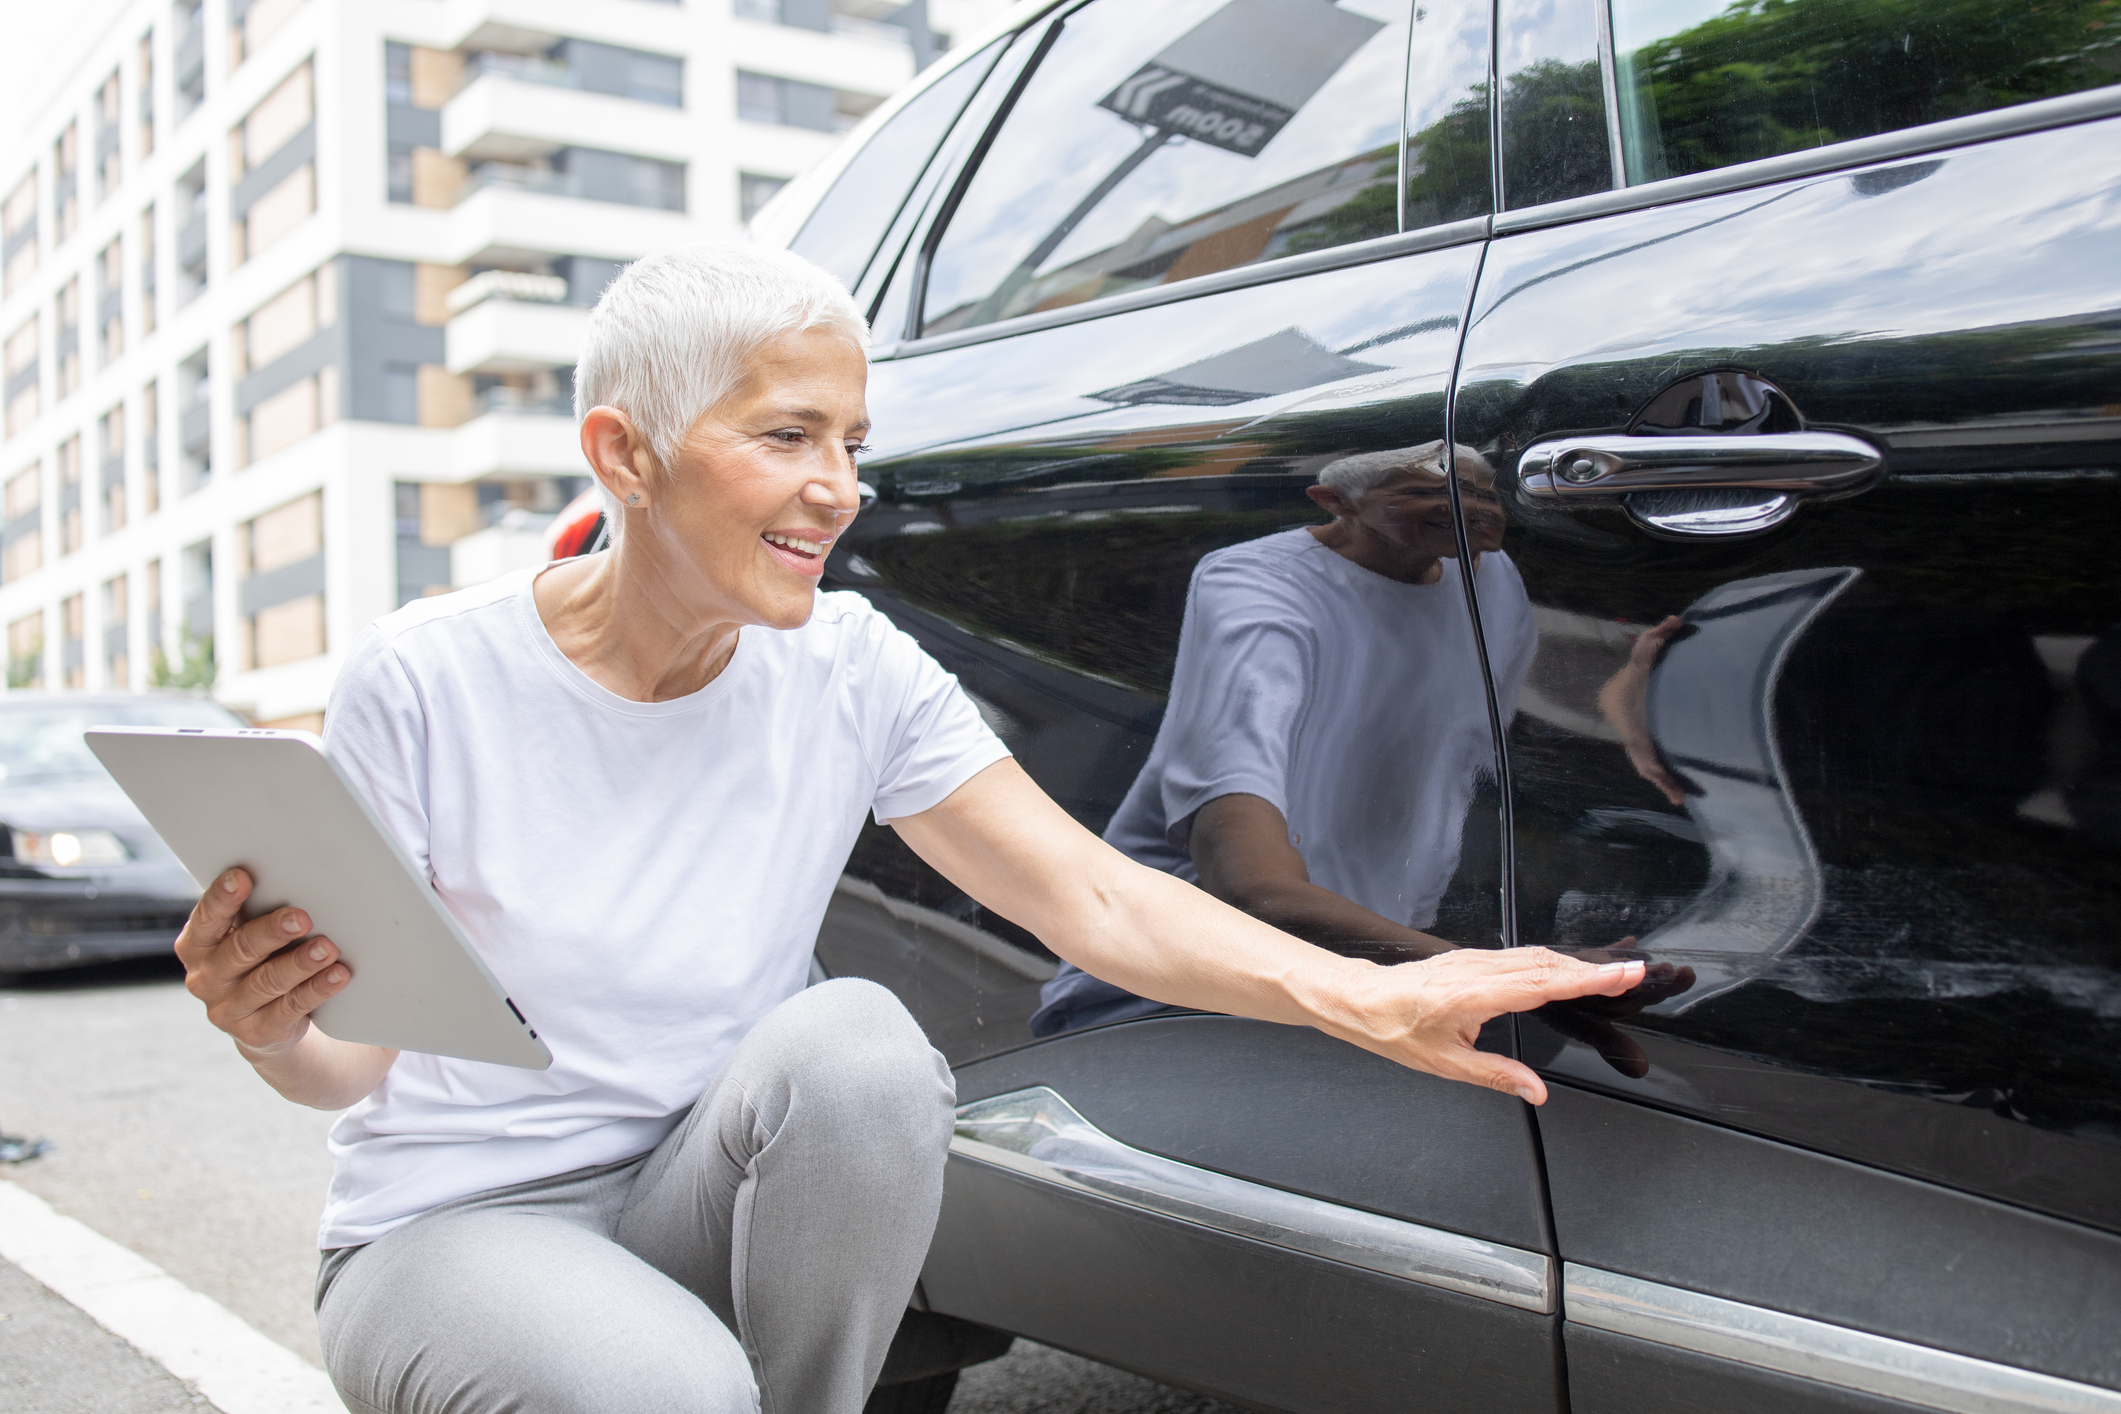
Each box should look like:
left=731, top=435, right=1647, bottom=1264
left=1036, top=443, right=1534, bottom=1033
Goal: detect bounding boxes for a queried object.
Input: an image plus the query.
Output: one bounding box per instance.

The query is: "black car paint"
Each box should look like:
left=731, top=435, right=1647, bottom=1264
left=783, top=1, right=2121, bottom=1408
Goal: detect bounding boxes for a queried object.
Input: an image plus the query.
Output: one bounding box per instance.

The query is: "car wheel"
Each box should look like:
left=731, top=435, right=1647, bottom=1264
left=864, top=1372, right=958, bottom=1414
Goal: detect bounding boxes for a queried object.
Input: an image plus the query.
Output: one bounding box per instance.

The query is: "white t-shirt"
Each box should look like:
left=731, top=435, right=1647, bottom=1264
left=1104, top=528, right=1535, bottom=927
left=316, top=570, right=1007, bottom=1248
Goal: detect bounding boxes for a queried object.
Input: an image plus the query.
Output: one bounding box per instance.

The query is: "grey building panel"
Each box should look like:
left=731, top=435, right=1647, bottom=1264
left=781, top=0, right=833, bottom=31
left=104, top=623, right=127, bottom=658
left=782, top=78, right=838, bottom=133
left=98, top=287, right=123, bottom=327
left=395, top=541, right=451, bottom=605
left=239, top=552, right=324, bottom=616
left=55, top=325, right=78, bottom=362
left=175, top=25, right=203, bottom=90
left=554, top=39, right=682, bottom=106
left=2, top=219, right=33, bottom=261
left=236, top=327, right=334, bottom=414
left=230, top=123, right=316, bottom=219
left=140, top=257, right=155, bottom=292
left=53, top=168, right=76, bottom=208
left=179, top=399, right=209, bottom=454
left=558, top=256, right=625, bottom=306
left=4, top=366, right=36, bottom=405
left=97, top=122, right=120, bottom=160
left=338, top=255, right=443, bottom=424
left=100, top=454, right=123, bottom=491
left=229, top=0, right=254, bottom=19
left=2, top=513, right=40, bottom=548
left=177, top=211, right=206, bottom=271
left=386, top=103, right=440, bottom=148
left=62, top=638, right=83, bottom=671
left=58, top=480, right=80, bottom=513
left=183, top=592, right=211, bottom=639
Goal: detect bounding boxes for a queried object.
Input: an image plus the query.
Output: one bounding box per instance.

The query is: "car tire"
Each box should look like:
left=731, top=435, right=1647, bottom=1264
left=864, top=1372, right=959, bottom=1414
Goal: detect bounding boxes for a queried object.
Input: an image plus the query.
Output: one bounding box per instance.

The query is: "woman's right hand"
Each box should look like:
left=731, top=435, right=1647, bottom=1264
left=176, top=868, right=352, bottom=1059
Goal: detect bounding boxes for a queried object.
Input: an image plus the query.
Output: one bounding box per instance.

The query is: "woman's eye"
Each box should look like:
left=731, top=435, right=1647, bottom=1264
left=770, top=429, right=805, bottom=444
left=848, top=443, right=872, bottom=456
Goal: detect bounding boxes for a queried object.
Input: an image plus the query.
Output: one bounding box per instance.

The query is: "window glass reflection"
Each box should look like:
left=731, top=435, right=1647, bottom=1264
left=921, top=0, right=1415, bottom=336
left=1036, top=444, right=1529, bottom=1035
left=1611, top=0, right=2121, bottom=186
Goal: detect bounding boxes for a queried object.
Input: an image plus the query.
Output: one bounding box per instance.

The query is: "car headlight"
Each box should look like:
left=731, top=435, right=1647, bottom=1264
left=10, top=828, right=131, bottom=868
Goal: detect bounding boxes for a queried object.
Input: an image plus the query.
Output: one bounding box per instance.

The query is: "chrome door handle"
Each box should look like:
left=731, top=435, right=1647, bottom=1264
left=1518, top=432, right=1882, bottom=499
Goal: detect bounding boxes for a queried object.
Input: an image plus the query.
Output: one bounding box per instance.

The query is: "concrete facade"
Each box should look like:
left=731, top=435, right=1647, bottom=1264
left=0, top=0, right=1005, bottom=726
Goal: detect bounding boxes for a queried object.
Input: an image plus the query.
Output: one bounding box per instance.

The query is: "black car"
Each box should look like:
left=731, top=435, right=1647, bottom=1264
left=0, top=694, right=245, bottom=976
left=755, top=1, right=2121, bottom=1410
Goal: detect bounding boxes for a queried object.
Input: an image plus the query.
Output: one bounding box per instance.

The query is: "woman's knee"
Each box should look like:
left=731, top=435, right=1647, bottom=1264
left=755, top=979, right=953, bottom=1132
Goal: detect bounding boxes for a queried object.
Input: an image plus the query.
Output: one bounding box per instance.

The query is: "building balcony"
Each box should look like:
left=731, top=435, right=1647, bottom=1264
left=449, top=405, right=582, bottom=480
left=445, top=297, right=590, bottom=376
left=443, top=74, right=692, bottom=168
left=443, top=182, right=696, bottom=268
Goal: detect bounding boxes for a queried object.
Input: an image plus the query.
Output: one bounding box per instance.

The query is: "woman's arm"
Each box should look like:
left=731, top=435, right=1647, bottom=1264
left=891, top=760, right=1643, bottom=1105
left=175, top=868, right=397, bottom=1110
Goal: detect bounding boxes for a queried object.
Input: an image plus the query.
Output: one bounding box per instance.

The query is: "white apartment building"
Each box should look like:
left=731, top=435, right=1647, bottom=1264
left=0, top=0, right=1004, bottom=728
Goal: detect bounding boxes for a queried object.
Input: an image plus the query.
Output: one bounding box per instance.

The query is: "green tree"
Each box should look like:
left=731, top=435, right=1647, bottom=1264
left=150, top=631, right=217, bottom=691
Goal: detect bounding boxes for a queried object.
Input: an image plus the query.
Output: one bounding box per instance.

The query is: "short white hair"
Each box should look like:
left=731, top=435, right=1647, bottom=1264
left=1316, top=441, right=1495, bottom=500
left=574, top=244, right=868, bottom=529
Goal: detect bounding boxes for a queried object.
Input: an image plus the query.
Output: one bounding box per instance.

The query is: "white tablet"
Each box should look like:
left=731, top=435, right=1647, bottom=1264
left=87, top=726, right=551, bottom=1070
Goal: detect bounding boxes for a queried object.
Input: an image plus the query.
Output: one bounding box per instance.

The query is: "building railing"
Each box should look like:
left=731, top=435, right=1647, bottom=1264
left=475, top=385, right=572, bottom=416
left=444, top=269, right=568, bottom=315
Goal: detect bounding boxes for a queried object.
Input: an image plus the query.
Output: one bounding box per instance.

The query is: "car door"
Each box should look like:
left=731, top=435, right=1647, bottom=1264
left=1453, top=0, right=2121, bottom=1409
left=804, top=2, right=1575, bottom=1409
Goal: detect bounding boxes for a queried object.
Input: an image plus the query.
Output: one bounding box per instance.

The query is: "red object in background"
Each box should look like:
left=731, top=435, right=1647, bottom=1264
left=547, top=487, right=605, bottom=559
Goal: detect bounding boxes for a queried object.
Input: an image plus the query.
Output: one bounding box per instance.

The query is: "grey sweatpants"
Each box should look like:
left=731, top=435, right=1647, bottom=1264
left=314, top=979, right=955, bottom=1414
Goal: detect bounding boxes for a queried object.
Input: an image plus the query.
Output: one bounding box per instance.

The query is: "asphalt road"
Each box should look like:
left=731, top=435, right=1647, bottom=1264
left=0, top=957, right=1241, bottom=1414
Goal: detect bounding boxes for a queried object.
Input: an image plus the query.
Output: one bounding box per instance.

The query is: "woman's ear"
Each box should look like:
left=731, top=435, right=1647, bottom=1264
left=1305, top=483, right=1354, bottom=518
left=580, top=406, right=657, bottom=509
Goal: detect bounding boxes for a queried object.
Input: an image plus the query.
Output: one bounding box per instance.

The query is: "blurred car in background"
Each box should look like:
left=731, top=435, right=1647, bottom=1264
left=0, top=694, right=246, bottom=976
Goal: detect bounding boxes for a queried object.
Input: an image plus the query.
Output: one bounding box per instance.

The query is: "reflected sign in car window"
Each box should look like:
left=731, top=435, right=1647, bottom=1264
left=1611, top=0, right=2121, bottom=186
left=921, top=0, right=1416, bottom=337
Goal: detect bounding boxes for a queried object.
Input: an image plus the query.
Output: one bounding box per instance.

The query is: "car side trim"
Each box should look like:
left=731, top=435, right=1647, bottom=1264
left=1564, top=1265, right=2121, bottom=1414
left=872, top=216, right=1491, bottom=361
left=950, top=1086, right=1555, bottom=1313
left=1495, top=86, right=2121, bottom=235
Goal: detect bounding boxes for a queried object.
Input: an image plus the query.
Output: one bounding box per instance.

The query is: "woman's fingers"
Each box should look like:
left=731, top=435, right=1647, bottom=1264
left=1429, top=1041, right=1549, bottom=1105
left=1427, top=948, right=1645, bottom=1011
left=175, top=868, right=253, bottom=966
left=235, top=933, right=339, bottom=1015
left=250, top=956, right=351, bottom=1045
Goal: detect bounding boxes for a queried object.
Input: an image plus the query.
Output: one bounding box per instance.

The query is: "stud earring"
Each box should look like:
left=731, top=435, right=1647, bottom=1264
left=626, top=494, right=641, bottom=505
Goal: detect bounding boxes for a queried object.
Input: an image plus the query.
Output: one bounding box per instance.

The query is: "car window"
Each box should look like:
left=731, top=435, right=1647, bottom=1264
left=1610, top=0, right=2121, bottom=186
left=920, top=0, right=1418, bottom=338
left=1496, top=0, right=1613, bottom=209
left=787, top=38, right=1008, bottom=291
left=0, top=699, right=242, bottom=784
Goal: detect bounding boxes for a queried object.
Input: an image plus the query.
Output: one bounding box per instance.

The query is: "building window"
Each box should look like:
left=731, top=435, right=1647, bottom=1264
left=138, top=205, right=157, bottom=334
left=104, top=573, right=130, bottom=687
left=385, top=41, right=413, bottom=104
left=54, top=280, right=81, bottom=400
left=1, top=462, right=42, bottom=586
left=230, top=60, right=316, bottom=265
left=61, top=593, right=85, bottom=688
left=54, top=123, right=79, bottom=243
left=141, top=379, right=160, bottom=516
left=100, top=403, right=126, bottom=532
left=175, top=0, right=206, bottom=119
left=96, top=72, right=123, bottom=199
left=58, top=436, right=83, bottom=555
left=232, top=0, right=306, bottom=67
left=239, top=491, right=325, bottom=670
left=98, top=238, right=125, bottom=365
left=739, top=172, right=788, bottom=223
left=2, top=169, right=36, bottom=298
left=735, top=71, right=874, bottom=133
left=4, top=315, right=38, bottom=437
left=176, top=161, right=207, bottom=304
left=236, top=265, right=341, bottom=467
left=7, top=612, right=44, bottom=689
left=139, top=31, right=156, bottom=157
left=179, top=348, right=210, bottom=492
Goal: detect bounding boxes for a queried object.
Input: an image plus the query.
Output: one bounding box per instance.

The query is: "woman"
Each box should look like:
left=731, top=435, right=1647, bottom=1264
left=175, top=245, right=1644, bottom=1414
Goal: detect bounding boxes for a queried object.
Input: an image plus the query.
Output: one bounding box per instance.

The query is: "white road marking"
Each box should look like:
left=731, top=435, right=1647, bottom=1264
left=0, top=1180, right=346, bottom=1413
